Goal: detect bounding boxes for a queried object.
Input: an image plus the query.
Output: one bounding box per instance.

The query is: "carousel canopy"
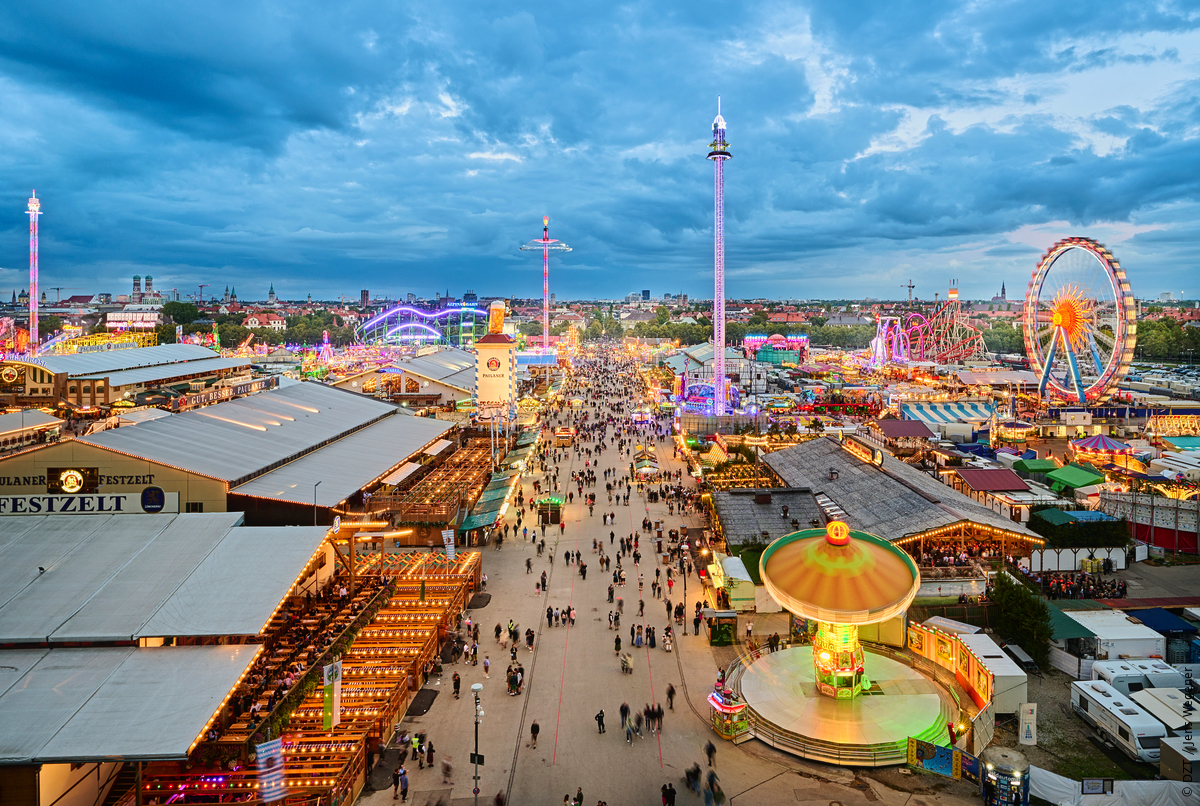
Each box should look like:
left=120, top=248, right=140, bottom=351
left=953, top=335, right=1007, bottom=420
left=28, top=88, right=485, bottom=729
left=759, top=523, right=920, bottom=625
left=1071, top=434, right=1131, bottom=454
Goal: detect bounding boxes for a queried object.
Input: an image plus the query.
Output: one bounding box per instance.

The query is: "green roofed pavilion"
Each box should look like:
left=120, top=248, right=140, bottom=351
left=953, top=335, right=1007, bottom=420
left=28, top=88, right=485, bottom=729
left=1013, top=458, right=1059, bottom=474
left=1045, top=463, right=1105, bottom=492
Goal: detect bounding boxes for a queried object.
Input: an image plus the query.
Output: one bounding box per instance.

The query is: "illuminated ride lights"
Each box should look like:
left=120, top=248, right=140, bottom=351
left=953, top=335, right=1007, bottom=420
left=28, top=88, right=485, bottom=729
left=708, top=100, right=731, bottom=415
left=1024, top=237, right=1136, bottom=404
left=357, top=305, right=488, bottom=345
left=520, top=216, right=572, bottom=355
left=759, top=521, right=920, bottom=700
left=26, top=191, right=41, bottom=357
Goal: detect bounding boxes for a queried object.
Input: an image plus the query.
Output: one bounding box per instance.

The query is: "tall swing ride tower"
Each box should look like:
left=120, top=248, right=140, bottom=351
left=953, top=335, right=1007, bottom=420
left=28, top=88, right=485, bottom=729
left=708, top=101, right=731, bottom=414
left=520, top=216, right=571, bottom=354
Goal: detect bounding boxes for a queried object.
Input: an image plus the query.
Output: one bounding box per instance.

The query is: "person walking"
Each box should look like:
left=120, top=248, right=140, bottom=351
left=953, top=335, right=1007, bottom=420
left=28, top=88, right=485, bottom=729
left=530, top=720, right=540, bottom=749
left=595, top=709, right=605, bottom=733
left=667, top=683, right=676, bottom=711
left=484, top=656, right=490, bottom=678
left=441, top=756, right=453, bottom=784
left=392, top=766, right=402, bottom=800
left=453, top=672, right=461, bottom=699
left=705, top=740, right=717, bottom=767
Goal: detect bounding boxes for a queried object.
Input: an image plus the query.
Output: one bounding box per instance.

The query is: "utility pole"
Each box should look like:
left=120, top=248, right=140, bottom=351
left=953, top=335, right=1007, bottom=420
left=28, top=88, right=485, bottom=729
left=471, top=683, right=484, bottom=806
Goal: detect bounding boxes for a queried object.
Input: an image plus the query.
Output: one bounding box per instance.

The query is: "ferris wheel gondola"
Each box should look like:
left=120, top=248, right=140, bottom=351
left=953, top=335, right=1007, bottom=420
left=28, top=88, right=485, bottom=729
left=1023, top=237, right=1137, bottom=404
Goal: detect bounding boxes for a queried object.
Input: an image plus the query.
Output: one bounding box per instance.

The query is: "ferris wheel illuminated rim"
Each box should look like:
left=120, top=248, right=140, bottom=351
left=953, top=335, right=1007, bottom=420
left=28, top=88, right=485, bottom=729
left=1023, top=237, right=1137, bottom=404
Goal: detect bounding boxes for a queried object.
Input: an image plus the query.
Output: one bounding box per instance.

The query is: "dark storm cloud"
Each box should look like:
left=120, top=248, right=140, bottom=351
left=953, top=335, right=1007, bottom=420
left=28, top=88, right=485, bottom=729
left=0, top=0, right=1198, bottom=301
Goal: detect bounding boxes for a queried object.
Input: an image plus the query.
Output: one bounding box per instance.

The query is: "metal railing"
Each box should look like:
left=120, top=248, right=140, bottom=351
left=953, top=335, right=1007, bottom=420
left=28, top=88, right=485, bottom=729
left=726, top=643, right=966, bottom=767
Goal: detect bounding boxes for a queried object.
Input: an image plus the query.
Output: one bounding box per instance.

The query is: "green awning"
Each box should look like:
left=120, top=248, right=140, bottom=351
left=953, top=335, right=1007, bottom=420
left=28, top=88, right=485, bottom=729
left=1033, top=508, right=1083, bottom=527
left=1050, top=606, right=1100, bottom=640
left=482, top=471, right=519, bottom=491
left=469, top=497, right=507, bottom=516
left=476, top=485, right=514, bottom=503
left=1013, top=458, right=1059, bottom=474
left=460, top=510, right=502, bottom=531
left=1046, top=463, right=1105, bottom=491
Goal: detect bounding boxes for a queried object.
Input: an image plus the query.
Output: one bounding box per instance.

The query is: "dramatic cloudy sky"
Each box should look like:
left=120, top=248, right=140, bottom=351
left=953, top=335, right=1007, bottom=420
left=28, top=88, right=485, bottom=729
left=1, top=1, right=1199, bottom=303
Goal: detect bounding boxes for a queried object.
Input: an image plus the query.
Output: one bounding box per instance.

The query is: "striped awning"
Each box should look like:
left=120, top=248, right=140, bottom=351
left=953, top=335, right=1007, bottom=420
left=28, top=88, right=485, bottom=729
left=901, top=401, right=995, bottom=425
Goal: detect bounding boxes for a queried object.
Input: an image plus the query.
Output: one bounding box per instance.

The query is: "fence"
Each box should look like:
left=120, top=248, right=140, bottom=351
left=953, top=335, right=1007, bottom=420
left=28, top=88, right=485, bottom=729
left=727, top=643, right=972, bottom=766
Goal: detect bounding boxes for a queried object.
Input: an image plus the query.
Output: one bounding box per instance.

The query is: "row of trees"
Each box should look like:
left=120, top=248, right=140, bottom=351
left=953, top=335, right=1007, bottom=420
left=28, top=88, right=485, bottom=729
left=988, top=573, right=1052, bottom=667
left=154, top=307, right=359, bottom=348
left=1135, top=317, right=1200, bottom=362
left=623, top=319, right=878, bottom=349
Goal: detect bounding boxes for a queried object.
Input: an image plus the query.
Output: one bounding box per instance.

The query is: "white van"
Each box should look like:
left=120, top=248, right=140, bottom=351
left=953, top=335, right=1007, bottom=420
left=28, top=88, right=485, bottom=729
left=1071, top=680, right=1168, bottom=763
left=1092, top=660, right=1186, bottom=696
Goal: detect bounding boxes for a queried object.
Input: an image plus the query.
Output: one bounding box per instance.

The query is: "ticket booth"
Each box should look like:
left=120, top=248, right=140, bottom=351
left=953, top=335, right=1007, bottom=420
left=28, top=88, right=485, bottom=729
left=708, top=689, right=748, bottom=741
left=538, top=496, right=563, bottom=525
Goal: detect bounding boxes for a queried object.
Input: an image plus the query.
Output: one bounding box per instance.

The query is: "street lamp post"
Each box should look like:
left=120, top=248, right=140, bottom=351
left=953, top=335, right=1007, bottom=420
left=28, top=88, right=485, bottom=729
left=313, top=480, right=321, bottom=526
left=471, top=683, right=483, bottom=806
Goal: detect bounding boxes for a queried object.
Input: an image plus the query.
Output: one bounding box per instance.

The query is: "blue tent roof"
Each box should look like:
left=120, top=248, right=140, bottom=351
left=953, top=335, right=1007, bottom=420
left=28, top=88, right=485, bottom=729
left=1134, top=607, right=1199, bottom=634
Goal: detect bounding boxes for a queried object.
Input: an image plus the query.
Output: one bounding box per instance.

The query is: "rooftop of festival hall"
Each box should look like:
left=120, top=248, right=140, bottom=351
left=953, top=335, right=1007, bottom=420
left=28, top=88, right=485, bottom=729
left=763, top=436, right=1044, bottom=546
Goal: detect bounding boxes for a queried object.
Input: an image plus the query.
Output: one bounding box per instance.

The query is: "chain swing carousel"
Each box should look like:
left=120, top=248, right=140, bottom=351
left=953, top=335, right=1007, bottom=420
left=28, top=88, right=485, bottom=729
left=731, top=521, right=961, bottom=764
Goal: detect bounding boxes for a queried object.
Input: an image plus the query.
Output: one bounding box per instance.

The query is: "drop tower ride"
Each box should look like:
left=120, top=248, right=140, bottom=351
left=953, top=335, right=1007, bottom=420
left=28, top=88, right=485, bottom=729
left=26, top=191, right=41, bottom=357
left=708, top=100, right=731, bottom=414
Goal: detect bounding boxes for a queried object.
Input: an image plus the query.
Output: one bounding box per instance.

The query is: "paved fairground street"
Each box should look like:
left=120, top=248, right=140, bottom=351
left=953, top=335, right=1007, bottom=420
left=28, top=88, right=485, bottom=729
left=360, top=347, right=982, bottom=806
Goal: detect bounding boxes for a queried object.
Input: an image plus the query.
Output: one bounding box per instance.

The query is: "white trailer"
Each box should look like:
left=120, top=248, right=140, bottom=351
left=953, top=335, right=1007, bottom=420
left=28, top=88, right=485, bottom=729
left=958, top=633, right=1028, bottom=714
left=1070, top=680, right=1168, bottom=763
left=1092, top=659, right=1186, bottom=695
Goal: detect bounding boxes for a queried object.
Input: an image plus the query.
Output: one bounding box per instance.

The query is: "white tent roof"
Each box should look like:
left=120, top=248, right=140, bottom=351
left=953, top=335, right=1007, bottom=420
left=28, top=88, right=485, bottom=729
left=721, top=555, right=753, bottom=583
left=0, top=409, right=61, bottom=434
left=140, top=526, right=326, bottom=637
left=231, top=414, right=451, bottom=507
left=29, top=343, right=222, bottom=377
left=0, top=514, right=327, bottom=642
left=1062, top=609, right=1166, bottom=641
left=83, top=380, right=403, bottom=484
left=0, top=645, right=256, bottom=763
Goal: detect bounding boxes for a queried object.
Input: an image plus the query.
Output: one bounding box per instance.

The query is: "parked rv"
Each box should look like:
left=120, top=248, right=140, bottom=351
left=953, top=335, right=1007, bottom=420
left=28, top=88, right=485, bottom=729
left=1070, top=680, right=1168, bottom=763
left=1091, top=660, right=1186, bottom=696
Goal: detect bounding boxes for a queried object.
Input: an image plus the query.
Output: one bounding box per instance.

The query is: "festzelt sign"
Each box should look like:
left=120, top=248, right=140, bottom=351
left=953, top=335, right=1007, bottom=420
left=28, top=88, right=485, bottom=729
left=0, top=490, right=180, bottom=515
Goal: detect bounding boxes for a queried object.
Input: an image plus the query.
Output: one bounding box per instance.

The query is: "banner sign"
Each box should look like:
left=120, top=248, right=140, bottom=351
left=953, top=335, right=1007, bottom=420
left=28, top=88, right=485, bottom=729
left=256, top=737, right=284, bottom=802
left=908, top=738, right=982, bottom=788
left=322, top=660, right=342, bottom=730
left=442, top=528, right=456, bottom=560
left=0, top=491, right=179, bottom=515
left=1018, top=702, right=1037, bottom=745
left=171, top=376, right=278, bottom=411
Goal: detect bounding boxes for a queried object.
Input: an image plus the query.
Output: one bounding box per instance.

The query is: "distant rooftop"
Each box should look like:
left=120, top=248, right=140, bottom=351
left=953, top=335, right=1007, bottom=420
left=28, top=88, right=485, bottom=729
left=763, top=437, right=1040, bottom=541
left=713, top=488, right=824, bottom=547
left=27, top=344, right=223, bottom=378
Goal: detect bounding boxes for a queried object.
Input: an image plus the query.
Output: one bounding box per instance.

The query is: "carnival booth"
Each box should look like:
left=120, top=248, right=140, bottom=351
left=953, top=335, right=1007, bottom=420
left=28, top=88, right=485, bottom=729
left=707, top=687, right=749, bottom=741
left=537, top=496, right=564, bottom=525
left=706, top=553, right=755, bottom=612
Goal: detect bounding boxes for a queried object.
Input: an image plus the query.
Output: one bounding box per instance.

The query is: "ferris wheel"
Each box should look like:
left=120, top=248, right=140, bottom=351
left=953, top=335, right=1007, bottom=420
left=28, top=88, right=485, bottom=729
left=1024, top=237, right=1137, bottom=404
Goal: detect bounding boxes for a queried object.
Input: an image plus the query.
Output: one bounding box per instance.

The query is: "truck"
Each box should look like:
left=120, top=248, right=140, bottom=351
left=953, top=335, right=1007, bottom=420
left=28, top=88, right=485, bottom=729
left=1091, top=659, right=1186, bottom=696
left=1070, top=680, right=1168, bottom=763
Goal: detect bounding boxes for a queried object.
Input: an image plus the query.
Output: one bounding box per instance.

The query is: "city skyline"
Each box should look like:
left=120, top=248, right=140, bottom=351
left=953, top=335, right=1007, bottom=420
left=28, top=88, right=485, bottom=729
left=0, top=3, right=1199, bottom=301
